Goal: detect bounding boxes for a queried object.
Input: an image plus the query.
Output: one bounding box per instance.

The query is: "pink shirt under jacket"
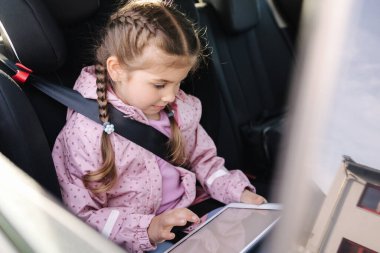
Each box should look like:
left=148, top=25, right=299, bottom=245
left=52, top=66, right=255, bottom=253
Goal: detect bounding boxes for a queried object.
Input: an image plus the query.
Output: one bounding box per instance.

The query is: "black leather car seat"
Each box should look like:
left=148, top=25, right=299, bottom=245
left=193, top=0, right=296, bottom=190
left=0, top=0, right=103, bottom=198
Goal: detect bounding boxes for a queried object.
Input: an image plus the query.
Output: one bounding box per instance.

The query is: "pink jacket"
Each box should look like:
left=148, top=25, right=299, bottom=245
left=52, top=66, right=254, bottom=253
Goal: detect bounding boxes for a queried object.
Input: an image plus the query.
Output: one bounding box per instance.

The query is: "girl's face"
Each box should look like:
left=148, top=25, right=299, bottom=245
left=107, top=47, right=195, bottom=120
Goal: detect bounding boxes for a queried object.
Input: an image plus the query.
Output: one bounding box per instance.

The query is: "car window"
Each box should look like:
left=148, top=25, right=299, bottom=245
left=0, top=153, right=127, bottom=253
left=0, top=228, right=19, bottom=253
left=262, top=0, right=380, bottom=252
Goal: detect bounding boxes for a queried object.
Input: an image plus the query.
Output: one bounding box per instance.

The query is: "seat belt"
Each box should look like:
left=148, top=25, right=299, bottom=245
left=0, top=54, right=171, bottom=161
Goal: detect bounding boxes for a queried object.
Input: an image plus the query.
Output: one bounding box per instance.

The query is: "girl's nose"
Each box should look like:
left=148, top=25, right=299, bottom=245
left=161, top=87, right=177, bottom=103
left=162, top=92, right=176, bottom=103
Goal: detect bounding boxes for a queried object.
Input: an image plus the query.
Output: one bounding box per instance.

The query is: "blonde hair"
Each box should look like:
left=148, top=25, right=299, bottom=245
left=83, top=0, right=202, bottom=193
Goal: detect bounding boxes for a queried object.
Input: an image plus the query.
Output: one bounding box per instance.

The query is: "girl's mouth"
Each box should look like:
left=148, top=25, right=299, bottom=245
left=153, top=105, right=165, bottom=109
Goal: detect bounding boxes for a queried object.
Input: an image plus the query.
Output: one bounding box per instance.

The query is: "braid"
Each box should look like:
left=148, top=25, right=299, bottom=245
left=112, top=13, right=157, bottom=35
left=107, top=9, right=159, bottom=62
left=167, top=106, right=188, bottom=167
left=95, top=63, right=109, bottom=123
left=82, top=63, right=117, bottom=193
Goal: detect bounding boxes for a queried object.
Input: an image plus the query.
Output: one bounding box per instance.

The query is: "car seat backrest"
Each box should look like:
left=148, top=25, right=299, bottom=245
left=1, top=0, right=102, bottom=146
left=202, top=0, right=293, bottom=120
left=0, top=0, right=101, bottom=198
left=41, top=0, right=100, bottom=26
left=171, top=0, right=247, bottom=169
left=0, top=0, right=102, bottom=74
left=0, top=0, right=67, bottom=72
left=0, top=71, right=61, bottom=198
left=196, top=0, right=295, bottom=180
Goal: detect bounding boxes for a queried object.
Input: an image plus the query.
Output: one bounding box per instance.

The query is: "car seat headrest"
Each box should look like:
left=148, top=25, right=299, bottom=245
left=42, top=0, right=100, bottom=25
left=204, top=0, right=259, bottom=34
left=0, top=0, right=99, bottom=73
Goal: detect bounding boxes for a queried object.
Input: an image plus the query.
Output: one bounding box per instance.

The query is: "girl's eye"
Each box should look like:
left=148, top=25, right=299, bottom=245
left=154, top=84, right=166, bottom=89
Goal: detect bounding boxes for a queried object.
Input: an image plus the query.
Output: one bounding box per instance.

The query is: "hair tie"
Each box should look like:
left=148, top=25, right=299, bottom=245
left=103, top=122, right=115, bottom=134
left=167, top=110, right=174, bottom=118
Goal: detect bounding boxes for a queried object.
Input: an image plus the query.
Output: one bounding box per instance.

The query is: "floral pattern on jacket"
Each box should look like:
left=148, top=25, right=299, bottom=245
left=52, top=66, right=255, bottom=253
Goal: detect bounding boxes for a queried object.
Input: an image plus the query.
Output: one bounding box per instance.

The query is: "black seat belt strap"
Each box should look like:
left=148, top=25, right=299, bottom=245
left=30, top=75, right=171, bottom=160
left=0, top=54, right=171, bottom=161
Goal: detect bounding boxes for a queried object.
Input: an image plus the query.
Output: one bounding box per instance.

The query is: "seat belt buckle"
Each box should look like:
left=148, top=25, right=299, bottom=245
left=12, top=63, right=33, bottom=84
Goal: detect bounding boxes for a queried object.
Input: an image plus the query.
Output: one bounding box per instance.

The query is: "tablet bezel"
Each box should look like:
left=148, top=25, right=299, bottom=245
left=164, top=202, right=282, bottom=253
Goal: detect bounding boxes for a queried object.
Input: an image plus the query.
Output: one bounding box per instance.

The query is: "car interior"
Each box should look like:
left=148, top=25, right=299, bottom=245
left=0, top=0, right=302, bottom=247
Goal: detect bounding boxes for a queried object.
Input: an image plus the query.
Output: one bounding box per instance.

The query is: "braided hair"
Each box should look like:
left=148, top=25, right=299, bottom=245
left=83, top=0, right=202, bottom=193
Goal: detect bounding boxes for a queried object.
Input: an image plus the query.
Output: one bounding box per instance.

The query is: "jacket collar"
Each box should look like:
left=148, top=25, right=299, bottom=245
left=74, top=65, right=149, bottom=123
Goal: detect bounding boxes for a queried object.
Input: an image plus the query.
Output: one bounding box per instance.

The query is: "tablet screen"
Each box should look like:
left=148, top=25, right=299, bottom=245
left=166, top=206, right=281, bottom=253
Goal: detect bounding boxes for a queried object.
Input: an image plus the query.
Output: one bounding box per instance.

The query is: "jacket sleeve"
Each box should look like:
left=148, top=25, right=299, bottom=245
left=179, top=93, right=255, bottom=204
left=52, top=115, right=156, bottom=253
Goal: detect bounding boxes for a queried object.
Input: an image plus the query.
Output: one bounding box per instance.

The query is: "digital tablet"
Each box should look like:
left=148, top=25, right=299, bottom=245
left=165, top=203, right=282, bottom=253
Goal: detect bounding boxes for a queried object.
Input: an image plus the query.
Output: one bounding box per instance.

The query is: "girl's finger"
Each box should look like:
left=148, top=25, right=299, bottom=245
left=160, top=230, right=176, bottom=241
left=162, top=209, right=199, bottom=227
left=176, top=208, right=199, bottom=223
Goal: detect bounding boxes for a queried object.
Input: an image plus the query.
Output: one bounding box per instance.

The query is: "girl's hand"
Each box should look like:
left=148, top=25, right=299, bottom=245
left=240, top=189, right=267, bottom=205
left=148, top=208, right=199, bottom=244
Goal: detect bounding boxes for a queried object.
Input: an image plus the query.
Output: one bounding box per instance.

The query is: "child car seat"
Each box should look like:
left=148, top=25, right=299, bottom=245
left=0, top=0, right=228, bottom=198
left=0, top=0, right=209, bottom=199
left=0, top=0, right=103, bottom=198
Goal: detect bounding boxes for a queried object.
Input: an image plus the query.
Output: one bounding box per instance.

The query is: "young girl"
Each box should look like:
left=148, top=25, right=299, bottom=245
left=52, top=0, right=266, bottom=252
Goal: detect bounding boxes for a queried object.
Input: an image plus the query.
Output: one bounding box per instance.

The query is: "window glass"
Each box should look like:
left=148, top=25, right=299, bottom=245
left=357, top=183, right=380, bottom=214
left=338, top=238, right=378, bottom=253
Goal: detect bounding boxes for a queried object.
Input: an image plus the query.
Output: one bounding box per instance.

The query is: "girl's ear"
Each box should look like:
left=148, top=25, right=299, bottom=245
left=106, top=56, right=124, bottom=82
